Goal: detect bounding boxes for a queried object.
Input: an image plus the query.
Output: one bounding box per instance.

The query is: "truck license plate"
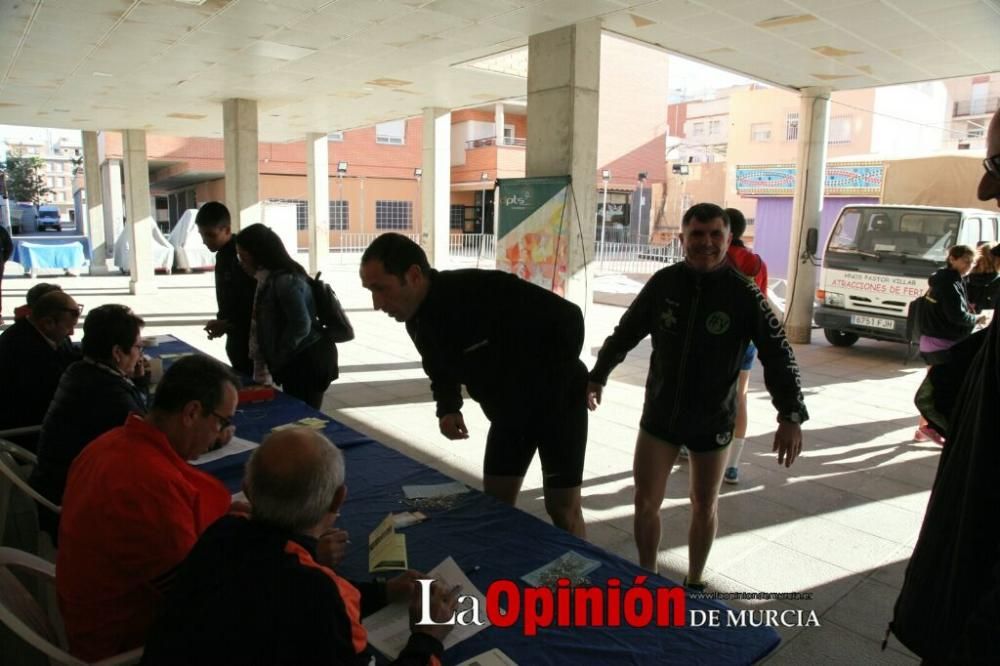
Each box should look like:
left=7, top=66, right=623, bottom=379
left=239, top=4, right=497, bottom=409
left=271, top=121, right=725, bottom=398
left=850, top=315, right=895, bottom=330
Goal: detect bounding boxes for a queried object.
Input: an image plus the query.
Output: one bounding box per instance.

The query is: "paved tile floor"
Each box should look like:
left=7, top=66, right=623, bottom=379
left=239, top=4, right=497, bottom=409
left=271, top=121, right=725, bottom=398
left=2, top=257, right=934, bottom=663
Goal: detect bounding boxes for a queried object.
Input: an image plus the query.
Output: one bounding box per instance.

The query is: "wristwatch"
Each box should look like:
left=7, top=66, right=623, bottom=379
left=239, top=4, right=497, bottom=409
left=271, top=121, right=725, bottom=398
left=778, top=411, right=803, bottom=424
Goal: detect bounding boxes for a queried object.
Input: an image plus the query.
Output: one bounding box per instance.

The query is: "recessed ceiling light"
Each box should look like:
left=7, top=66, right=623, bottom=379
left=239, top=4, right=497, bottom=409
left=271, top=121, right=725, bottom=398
left=92, top=71, right=113, bottom=77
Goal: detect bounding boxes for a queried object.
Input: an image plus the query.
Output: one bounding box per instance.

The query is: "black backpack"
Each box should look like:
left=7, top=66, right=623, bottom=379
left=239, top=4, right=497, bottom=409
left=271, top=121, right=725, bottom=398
left=905, top=292, right=928, bottom=344
left=309, top=272, right=354, bottom=343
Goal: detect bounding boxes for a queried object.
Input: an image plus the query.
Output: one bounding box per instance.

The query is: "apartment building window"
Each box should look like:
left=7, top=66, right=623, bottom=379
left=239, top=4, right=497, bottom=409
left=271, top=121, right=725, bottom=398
left=692, top=122, right=705, bottom=137
left=708, top=119, right=721, bottom=136
left=375, top=120, right=406, bottom=145
left=828, top=116, right=852, bottom=144
left=785, top=113, right=799, bottom=141
left=375, top=200, right=412, bottom=229
left=751, top=123, right=772, bottom=142
left=449, top=205, right=465, bottom=229
left=503, top=125, right=516, bottom=145
left=52, top=162, right=62, bottom=172
left=328, top=200, right=349, bottom=230
left=967, top=120, right=985, bottom=139
left=328, top=131, right=344, bottom=142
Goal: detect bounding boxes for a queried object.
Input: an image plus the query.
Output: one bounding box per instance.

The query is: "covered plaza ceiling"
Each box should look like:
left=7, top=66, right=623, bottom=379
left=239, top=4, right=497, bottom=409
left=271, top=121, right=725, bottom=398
left=1, top=0, right=998, bottom=143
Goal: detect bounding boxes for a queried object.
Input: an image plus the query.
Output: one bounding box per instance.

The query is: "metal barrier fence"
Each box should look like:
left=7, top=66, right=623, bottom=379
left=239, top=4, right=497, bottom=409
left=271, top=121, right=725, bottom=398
left=594, top=239, right=683, bottom=274
left=323, top=232, right=680, bottom=275
left=449, top=233, right=496, bottom=267
left=327, top=232, right=420, bottom=263
left=447, top=234, right=682, bottom=274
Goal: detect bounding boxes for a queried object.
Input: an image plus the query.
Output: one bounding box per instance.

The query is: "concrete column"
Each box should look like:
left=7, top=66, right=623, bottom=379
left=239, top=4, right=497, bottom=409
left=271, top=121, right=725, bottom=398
left=100, top=155, right=124, bottom=255
left=306, top=132, right=329, bottom=275
left=785, top=87, right=831, bottom=343
left=122, top=129, right=156, bottom=295
left=526, top=20, right=601, bottom=307
left=82, top=131, right=108, bottom=273
left=223, top=98, right=260, bottom=232
left=421, top=107, right=451, bottom=267
left=494, top=102, right=505, bottom=145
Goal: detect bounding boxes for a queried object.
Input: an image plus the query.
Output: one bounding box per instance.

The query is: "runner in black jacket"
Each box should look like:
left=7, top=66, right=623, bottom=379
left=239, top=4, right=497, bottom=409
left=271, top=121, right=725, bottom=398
left=196, top=202, right=256, bottom=375
left=361, top=234, right=589, bottom=537
left=587, top=203, right=807, bottom=588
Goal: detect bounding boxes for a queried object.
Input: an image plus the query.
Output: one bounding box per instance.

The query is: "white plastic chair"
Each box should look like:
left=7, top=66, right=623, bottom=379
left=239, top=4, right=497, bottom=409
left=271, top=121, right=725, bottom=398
left=0, top=547, right=143, bottom=665
left=0, top=440, right=60, bottom=516
left=0, top=438, right=59, bottom=560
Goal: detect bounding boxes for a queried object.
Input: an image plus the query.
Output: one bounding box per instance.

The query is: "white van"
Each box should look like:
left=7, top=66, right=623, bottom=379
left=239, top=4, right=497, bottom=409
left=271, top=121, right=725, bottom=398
left=815, top=205, right=999, bottom=346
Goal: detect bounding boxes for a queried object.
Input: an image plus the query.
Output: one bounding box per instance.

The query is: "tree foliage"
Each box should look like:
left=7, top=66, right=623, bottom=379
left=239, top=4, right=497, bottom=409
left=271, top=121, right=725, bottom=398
left=1, top=152, right=52, bottom=204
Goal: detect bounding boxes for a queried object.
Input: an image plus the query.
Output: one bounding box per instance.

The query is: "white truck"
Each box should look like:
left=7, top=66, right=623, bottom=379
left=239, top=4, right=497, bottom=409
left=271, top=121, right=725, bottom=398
left=815, top=205, right=999, bottom=346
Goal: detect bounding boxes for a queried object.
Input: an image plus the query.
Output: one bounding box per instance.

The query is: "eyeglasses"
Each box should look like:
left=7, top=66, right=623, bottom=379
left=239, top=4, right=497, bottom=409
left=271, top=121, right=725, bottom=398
left=211, top=411, right=234, bottom=432
left=984, top=155, right=1000, bottom=179
left=61, top=305, right=84, bottom=318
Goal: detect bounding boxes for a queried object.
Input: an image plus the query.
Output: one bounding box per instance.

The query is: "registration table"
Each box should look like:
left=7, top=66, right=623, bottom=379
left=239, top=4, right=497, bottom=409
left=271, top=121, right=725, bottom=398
left=153, top=337, right=780, bottom=664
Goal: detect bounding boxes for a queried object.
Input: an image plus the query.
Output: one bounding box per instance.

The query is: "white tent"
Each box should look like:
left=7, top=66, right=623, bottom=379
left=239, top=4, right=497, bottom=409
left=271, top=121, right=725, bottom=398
left=169, top=208, right=216, bottom=271
left=113, top=224, right=174, bottom=274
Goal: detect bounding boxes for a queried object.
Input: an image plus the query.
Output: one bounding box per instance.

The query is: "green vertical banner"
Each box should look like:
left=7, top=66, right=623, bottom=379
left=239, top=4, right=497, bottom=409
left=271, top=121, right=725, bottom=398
left=496, top=176, right=571, bottom=295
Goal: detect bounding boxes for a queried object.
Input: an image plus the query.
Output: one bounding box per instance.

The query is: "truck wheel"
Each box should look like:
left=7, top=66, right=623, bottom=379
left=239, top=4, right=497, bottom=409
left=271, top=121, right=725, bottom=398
left=824, top=329, right=859, bottom=347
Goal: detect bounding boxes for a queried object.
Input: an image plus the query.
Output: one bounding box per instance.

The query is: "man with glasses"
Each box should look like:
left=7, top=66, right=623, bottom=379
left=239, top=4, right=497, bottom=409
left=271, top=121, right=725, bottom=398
left=891, top=109, right=1000, bottom=661
left=0, top=289, right=82, bottom=443
left=57, top=355, right=241, bottom=661
left=979, top=110, right=1000, bottom=205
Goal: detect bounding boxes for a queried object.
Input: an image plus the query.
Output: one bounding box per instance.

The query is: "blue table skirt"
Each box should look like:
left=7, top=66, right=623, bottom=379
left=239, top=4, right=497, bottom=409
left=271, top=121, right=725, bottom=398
left=151, top=337, right=781, bottom=665
left=13, top=240, right=87, bottom=269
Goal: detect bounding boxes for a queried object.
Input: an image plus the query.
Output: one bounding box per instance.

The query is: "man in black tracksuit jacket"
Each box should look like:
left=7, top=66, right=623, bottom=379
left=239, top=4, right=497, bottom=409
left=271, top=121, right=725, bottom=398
left=361, top=233, right=589, bottom=537
left=196, top=202, right=256, bottom=375
left=587, top=203, right=807, bottom=588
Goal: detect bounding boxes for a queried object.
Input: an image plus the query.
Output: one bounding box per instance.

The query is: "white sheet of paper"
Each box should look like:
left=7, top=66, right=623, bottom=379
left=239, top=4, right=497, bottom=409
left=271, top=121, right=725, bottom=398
left=363, top=556, right=489, bottom=659
left=402, top=481, right=469, bottom=499
left=191, top=436, right=258, bottom=466
left=456, top=648, right=518, bottom=666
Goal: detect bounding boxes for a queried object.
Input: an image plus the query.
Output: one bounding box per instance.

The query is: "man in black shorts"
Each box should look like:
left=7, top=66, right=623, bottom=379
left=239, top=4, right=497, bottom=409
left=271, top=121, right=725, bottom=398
left=360, top=233, right=588, bottom=537
left=587, top=203, right=807, bottom=588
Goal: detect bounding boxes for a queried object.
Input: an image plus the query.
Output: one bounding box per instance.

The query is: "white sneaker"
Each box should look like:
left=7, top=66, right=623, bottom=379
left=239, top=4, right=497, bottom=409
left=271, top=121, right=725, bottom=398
left=723, top=466, right=739, bottom=484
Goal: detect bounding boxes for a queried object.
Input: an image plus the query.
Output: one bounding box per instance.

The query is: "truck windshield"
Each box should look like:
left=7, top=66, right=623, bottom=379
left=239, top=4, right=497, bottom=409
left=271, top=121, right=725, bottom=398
left=828, top=208, right=960, bottom=262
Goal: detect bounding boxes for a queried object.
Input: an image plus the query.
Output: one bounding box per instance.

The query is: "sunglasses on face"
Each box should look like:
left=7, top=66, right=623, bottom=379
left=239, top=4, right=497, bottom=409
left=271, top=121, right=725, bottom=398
left=985, top=154, right=1000, bottom=179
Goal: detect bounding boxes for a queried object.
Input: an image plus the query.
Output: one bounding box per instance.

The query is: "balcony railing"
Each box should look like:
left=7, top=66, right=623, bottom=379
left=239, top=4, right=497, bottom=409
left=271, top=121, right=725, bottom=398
left=953, top=97, right=1000, bottom=117
left=465, top=136, right=527, bottom=150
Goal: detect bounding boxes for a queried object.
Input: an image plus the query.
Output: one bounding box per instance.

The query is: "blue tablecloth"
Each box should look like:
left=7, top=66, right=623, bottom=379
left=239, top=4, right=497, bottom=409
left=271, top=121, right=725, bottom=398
left=13, top=240, right=87, bottom=269
left=151, top=337, right=781, bottom=665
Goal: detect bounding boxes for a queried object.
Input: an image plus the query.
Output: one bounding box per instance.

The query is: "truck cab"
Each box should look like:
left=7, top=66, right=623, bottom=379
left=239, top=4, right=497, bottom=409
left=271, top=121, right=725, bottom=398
left=815, top=205, right=999, bottom=346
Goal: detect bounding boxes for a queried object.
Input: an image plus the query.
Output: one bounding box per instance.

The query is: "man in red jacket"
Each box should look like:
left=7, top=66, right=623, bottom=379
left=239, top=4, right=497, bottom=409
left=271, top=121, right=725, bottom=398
left=722, top=207, right=768, bottom=485
left=57, top=355, right=240, bottom=661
